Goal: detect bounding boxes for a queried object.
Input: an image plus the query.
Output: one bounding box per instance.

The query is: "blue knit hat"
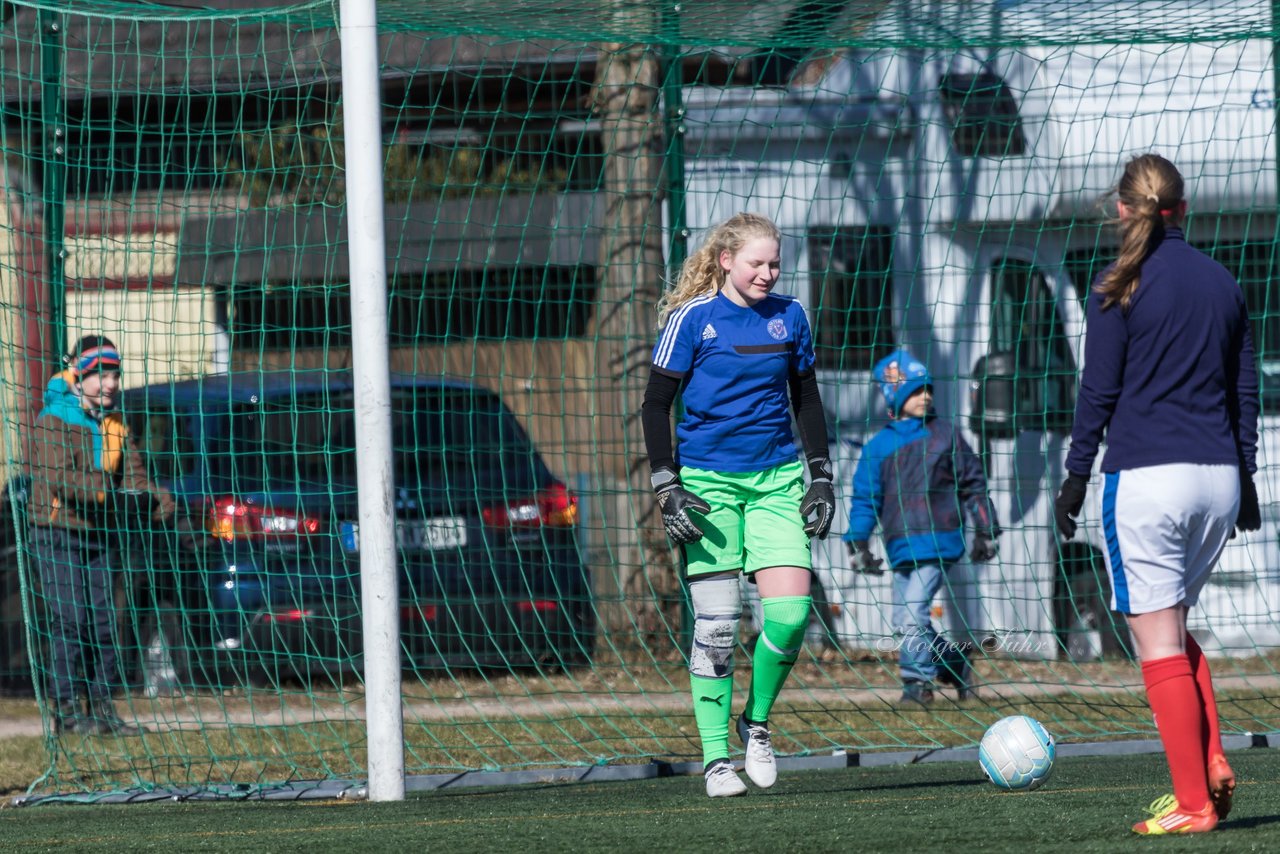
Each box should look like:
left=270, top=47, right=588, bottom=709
left=873, top=349, right=932, bottom=415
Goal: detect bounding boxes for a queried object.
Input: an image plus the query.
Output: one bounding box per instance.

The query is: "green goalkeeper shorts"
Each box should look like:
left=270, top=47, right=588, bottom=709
left=679, top=461, right=812, bottom=577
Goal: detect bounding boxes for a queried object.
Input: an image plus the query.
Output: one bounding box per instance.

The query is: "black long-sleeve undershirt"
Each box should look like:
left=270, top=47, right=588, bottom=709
left=641, top=369, right=681, bottom=472
left=789, top=368, right=831, bottom=471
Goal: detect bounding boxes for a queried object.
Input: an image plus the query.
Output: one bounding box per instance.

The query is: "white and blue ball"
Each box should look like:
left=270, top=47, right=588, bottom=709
left=978, top=715, right=1055, bottom=790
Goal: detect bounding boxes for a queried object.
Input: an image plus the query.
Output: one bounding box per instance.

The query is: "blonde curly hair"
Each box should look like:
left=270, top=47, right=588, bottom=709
left=657, top=212, right=781, bottom=327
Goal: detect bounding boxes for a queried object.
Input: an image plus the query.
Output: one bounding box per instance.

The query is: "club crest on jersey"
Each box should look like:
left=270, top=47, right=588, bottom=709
left=767, top=318, right=787, bottom=340
left=701, top=324, right=718, bottom=340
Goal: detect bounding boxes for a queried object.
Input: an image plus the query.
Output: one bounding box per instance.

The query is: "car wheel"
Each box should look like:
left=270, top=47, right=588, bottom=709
left=132, top=599, right=195, bottom=696
left=1066, top=574, right=1132, bottom=660
left=563, top=603, right=597, bottom=667
left=807, top=573, right=839, bottom=651
left=1056, top=548, right=1132, bottom=661
left=529, top=600, right=596, bottom=672
left=0, top=546, right=34, bottom=694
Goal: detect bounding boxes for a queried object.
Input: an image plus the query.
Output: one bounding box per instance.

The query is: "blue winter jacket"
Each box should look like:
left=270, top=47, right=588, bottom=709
left=844, top=415, right=998, bottom=568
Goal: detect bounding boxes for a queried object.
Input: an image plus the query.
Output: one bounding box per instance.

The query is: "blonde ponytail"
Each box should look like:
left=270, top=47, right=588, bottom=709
left=1095, top=153, right=1185, bottom=311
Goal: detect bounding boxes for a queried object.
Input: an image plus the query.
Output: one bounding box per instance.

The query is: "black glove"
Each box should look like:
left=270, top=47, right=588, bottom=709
left=1237, top=469, right=1262, bottom=534
left=1054, top=473, right=1089, bottom=541
left=848, top=540, right=884, bottom=576
left=799, top=456, right=836, bottom=539
left=651, top=466, right=711, bottom=545
left=970, top=532, right=999, bottom=563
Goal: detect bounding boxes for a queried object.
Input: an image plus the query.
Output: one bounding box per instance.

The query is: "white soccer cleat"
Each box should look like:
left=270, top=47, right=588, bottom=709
left=703, top=759, right=748, bottom=797
left=736, top=715, right=778, bottom=788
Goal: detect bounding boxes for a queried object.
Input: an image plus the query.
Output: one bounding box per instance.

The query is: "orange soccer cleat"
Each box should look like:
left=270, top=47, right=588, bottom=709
left=1208, top=754, right=1235, bottom=821
left=1131, top=794, right=1218, bottom=836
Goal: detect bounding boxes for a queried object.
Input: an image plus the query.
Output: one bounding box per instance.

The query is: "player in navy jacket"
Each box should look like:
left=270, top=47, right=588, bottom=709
left=640, top=213, right=835, bottom=798
left=844, top=349, right=999, bottom=706
left=1054, top=154, right=1259, bottom=835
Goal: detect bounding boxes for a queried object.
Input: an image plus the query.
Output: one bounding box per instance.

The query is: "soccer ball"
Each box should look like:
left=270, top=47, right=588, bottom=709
left=978, top=715, right=1055, bottom=790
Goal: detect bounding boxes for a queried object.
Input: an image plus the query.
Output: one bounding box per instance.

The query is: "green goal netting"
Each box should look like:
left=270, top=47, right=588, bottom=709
left=1, top=0, right=1279, bottom=799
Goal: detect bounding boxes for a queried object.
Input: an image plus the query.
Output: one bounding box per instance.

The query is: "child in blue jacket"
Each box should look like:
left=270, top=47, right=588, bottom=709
left=845, top=349, right=1000, bottom=706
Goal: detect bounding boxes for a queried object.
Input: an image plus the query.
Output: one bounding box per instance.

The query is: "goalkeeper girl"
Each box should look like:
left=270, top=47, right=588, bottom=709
left=1055, top=153, right=1259, bottom=835
left=640, top=212, right=836, bottom=798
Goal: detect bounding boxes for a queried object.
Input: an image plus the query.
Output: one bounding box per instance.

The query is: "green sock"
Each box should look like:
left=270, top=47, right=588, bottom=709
left=745, top=595, right=812, bottom=724
left=690, top=674, right=734, bottom=765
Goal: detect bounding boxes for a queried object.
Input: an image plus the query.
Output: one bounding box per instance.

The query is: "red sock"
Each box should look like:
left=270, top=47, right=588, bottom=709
left=1142, top=654, right=1210, bottom=812
left=1184, top=634, right=1225, bottom=762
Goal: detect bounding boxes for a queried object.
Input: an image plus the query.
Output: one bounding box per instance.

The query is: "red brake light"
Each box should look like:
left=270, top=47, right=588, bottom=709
left=482, top=484, right=579, bottom=529
left=516, top=599, right=559, bottom=613
left=207, top=497, right=321, bottom=542
left=537, top=484, right=578, bottom=527
left=400, top=604, right=438, bottom=622
left=263, top=609, right=312, bottom=623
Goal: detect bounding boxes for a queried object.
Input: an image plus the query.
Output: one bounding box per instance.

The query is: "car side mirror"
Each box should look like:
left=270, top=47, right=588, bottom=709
left=970, top=352, right=1018, bottom=440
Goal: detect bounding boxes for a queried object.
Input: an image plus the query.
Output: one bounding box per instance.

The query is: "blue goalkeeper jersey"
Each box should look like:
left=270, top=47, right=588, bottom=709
left=650, top=290, right=815, bottom=473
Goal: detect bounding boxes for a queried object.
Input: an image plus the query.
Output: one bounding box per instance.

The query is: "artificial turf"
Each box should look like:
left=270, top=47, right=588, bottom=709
left=1, top=748, right=1278, bottom=852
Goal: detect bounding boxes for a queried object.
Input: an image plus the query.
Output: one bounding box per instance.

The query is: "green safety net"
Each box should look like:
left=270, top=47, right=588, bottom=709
left=0, top=0, right=1278, bottom=799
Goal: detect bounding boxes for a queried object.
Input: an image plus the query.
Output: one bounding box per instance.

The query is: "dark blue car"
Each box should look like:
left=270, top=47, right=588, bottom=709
left=115, top=370, right=594, bottom=688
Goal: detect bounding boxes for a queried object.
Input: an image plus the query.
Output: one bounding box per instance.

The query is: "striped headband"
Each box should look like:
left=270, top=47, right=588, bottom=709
left=74, top=346, right=122, bottom=377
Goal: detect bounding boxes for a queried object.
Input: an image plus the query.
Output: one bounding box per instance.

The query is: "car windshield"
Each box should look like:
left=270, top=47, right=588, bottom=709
left=132, top=386, right=548, bottom=492
left=229, top=388, right=541, bottom=489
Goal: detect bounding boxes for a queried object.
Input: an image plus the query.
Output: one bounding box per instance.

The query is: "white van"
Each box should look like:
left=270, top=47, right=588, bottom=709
left=680, top=29, right=1280, bottom=659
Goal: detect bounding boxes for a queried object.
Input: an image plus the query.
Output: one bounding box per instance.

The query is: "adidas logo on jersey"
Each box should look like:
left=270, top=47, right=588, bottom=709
left=702, top=324, right=718, bottom=340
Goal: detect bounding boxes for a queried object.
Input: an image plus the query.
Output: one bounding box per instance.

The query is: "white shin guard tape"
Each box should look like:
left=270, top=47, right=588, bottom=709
left=688, top=575, right=742, bottom=679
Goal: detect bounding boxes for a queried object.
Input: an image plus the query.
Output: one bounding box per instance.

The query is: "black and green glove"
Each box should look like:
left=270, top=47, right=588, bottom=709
left=800, top=456, right=836, bottom=539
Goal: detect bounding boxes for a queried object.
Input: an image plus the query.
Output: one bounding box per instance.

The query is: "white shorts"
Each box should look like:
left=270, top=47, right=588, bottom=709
left=1100, top=463, right=1238, bottom=615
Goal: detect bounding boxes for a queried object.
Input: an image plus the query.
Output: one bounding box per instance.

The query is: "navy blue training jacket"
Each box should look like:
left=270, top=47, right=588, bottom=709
left=845, top=415, right=998, bottom=568
left=1066, top=227, right=1259, bottom=476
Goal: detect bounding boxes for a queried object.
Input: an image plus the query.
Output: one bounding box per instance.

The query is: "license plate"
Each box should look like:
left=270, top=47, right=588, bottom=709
left=340, top=518, right=467, bottom=552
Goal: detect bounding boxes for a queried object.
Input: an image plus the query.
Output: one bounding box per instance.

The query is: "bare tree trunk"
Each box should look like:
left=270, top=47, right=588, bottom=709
left=589, top=43, right=681, bottom=655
